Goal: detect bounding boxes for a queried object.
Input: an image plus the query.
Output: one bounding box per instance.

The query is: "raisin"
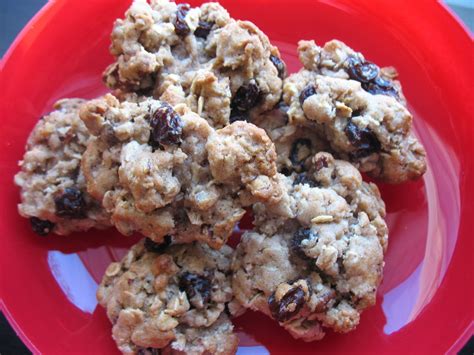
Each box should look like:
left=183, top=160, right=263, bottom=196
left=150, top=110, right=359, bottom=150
left=174, top=4, right=191, bottom=37
left=362, top=76, right=399, bottom=98
left=314, top=156, right=329, bottom=171
left=291, top=228, right=318, bottom=260
left=179, top=272, right=212, bottom=307
left=293, top=173, right=318, bottom=187
left=346, top=56, right=379, bottom=83
left=30, top=217, right=55, bottom=236
left=299, top=85, right=316, bottom=106
left=194, top=20, right=213, bottom=39
left=268, top=286, right=306, bottom=322
left=346, top=56, right=399, bottom=98
left=290, top=138, right=312, bottom=167
left=337, top=257, right=346, bottom=274
left=54, top=188, right=87, bottom=218
left=149, top=104, right=183, bottom=148
left=232, top=83, right=261, bottom=112
left=144, top=236, right=172, bottom=253
left=280, top=167, right=292, bottom=176
left=229, top=108, right=249, bottom=123
left=346, top=55, right=361, bottom=67
left=344, top=121, right=381, bottom=158
left=351, top=109, right=362, bottom=117
left=373, top=76, right=392, bottom=88
left=270, top=55, right=286, bottom=79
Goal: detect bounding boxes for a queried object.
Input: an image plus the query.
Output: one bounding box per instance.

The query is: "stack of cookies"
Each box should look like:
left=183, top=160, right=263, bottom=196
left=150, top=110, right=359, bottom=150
left=14, top=1, right=427, bottom=354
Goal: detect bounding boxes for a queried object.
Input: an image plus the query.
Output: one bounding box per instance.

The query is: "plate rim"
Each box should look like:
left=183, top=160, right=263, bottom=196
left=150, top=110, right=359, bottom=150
left=1, top=1, right=473, bottom=354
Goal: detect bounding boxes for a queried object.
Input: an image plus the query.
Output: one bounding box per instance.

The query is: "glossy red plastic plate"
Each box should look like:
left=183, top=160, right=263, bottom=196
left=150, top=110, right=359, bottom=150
left=1, top=1, right=473, bottom=354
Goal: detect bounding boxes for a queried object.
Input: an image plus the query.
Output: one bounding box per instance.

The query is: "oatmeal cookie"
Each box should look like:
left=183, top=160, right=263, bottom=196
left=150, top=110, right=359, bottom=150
left=283, top=56, right=426, bottom=183
left=80, top=94, right=281, bottom=248
left=103, top=0, right=284, bottom=127
left=97, top=239, right=238, bottom=355
left=232, top=152, right=387, bottom=341
left=14, top=99, right=110, bottom=236
left=297, top=39, right=405, bottom=103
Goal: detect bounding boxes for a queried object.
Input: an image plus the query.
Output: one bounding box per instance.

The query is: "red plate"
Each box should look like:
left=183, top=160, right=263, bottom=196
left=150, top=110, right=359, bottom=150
left=1, top=0, right=473, bottom=354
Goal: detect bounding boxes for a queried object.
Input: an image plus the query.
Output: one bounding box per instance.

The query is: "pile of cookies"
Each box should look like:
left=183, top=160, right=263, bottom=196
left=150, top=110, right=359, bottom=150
left=14, top=0, right=426, bottom=354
